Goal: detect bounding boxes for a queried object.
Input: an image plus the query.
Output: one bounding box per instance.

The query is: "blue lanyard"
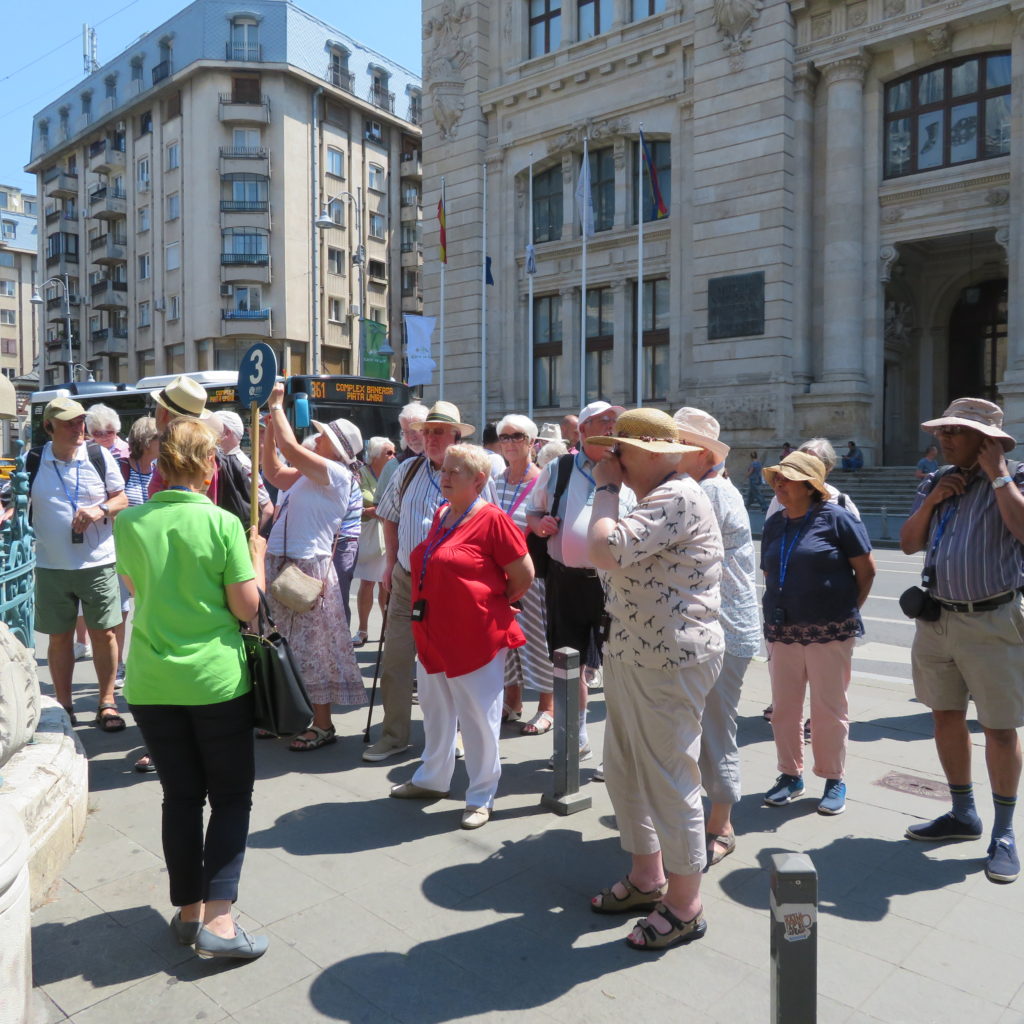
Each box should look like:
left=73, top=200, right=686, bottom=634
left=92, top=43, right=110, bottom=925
left=418, top=498, right=478, bottom=589
left=53, top=460, right=81, bottom=512
left=500, top=471, right=528, bottom=514
left=424, top=462, right=443, bottom=499
left=928, top=501, right=957, bottom=562
left=574, top=452, right=596, bottom=489
left=778, top=509, right=814, bottom=592
left=700, top=462, right=725, bottom=482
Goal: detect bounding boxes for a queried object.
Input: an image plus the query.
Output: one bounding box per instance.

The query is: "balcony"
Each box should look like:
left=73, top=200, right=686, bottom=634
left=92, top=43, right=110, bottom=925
left=45, top=208, right=62, bottom=225
left=368, top=87, right=395, bottom=113
left=401, top=291, right=423, bottom=313
left=45, top=171, right=78, bottom=200
left=222, top=308, right=271, bottom=335
left=226, top=42, right=262, bottom=61
left=91, top=234, right=127, bottom=265
left=221, top=252, right=269, bottom=266
left=46, top=295, right=80, bottom=313
left=89, top=142, right=125, bottom=175
left=91, top=280, right=128, bottom=310
left=151, top=60, right=171, bottom=84
left=89, top=186, right=127, bottom=220
left=400, top=203, right=421, bottom=223
left=220, top=200, right=268, bottom=213
left=91, top=327, right=128, bottom=355
left=45, top=251, right=79, bottom=270
left=400, top=151, right=422, bottom=179
left=406, top=106, right=422, bottom=126
left=218, top=94, right=270, bottom=124
left=223, top=308, right=270, bottom=320
left=326, top=66, right=354, bottom=93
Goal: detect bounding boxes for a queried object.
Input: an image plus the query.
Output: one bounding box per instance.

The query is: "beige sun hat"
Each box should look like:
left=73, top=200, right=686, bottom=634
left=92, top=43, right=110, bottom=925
left=762, top=451, right=829, bottom=501
left=407, top=400, right=475, bottom=438
left=588, top=408, right=702, bottom=455
left=311, top=417, right=364, bottom=465
left=672, top=407, right=730, bottom=462
left=538, top=422, right=563, bottom=442
left=921, top=397, right=1016, bottom=453
left=153, top=375, right=211, bottom=420
left=43, top=396, right=87, bottom=423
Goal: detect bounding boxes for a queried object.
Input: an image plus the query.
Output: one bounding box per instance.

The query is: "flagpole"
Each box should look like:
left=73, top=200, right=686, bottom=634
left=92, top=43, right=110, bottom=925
left=440, top=176, right=446, bottom=400
left=481, top=163, right=487, bottom=428
left=580, top=136, right=588, bottom=409
left=637, top=124, right=645, bottom=405
left=527, top=153, right=535, bottom=419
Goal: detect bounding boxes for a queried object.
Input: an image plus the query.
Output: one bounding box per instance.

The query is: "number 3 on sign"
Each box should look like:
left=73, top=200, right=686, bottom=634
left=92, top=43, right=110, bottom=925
left=249, top=348, right=263, bottom=386
left=236, top=343, right=277, bottom=408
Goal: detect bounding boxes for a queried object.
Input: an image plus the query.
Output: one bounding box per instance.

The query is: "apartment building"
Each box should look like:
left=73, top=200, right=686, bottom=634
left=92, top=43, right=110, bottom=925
left=27, top=0, right=423, bottom=388
left=423, top=0, right=1022, bottom=465
left=0, top=185, right=40, bottom=382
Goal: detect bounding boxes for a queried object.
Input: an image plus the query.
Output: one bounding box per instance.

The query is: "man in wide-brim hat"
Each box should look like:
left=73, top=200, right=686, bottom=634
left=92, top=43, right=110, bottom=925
left=900, top=396, right=1024, bottom=885
left=584, top=408, right=726, bottom=951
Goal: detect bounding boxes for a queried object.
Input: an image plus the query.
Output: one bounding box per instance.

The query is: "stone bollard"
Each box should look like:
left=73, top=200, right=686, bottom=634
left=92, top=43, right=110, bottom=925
left=540, top=647, right=591, bottom=816
left=880, top=506, right=890, bottom=540
left=770, top=851, right=817, bottom=1023
left=0, top=806, right=31, bottom=1024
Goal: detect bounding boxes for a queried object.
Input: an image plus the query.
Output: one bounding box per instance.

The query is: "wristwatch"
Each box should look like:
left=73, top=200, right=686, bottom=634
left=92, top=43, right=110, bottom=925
left=98, top=503, right=109, bottom=516
left=992, top=475, right=1014, bottom=490
left=595, top=483, right=620, bottom=495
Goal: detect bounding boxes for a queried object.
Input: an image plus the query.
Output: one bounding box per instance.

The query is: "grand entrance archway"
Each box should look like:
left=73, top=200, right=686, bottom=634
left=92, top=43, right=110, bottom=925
left=947, top=278, right=1008, bottom=407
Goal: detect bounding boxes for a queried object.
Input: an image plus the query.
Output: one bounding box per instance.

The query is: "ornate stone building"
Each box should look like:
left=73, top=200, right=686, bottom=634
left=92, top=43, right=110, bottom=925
left=421, top=0, right=1020, bottom=465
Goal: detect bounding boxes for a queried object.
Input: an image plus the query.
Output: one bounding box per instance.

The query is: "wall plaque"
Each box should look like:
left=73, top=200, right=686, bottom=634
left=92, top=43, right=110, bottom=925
left=707, top=272, right=765, bottom=340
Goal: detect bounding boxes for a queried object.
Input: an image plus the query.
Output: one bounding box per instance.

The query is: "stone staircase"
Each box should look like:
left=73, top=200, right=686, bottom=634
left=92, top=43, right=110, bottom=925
left=825, top=466, right=921, bottom=516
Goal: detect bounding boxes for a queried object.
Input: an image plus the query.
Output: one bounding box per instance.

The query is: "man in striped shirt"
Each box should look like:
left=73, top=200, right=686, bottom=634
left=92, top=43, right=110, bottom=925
left=900, top=397, right=1024, bottom=884
left=363, top=401, right=496, bottom=763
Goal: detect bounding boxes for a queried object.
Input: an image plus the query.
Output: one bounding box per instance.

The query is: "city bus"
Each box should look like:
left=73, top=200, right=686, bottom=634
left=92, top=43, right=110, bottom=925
left=29, top=372, right=413, bottom=450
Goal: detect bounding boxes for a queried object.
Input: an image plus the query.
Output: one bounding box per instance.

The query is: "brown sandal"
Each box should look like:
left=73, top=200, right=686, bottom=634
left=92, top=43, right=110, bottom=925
left=95, top=703, right=126, bottom=733
left=705, top=832, right=736, bottom=867
left=590, top=876, right=668, bottom=915
left=626, top=902, right=707, bottom=952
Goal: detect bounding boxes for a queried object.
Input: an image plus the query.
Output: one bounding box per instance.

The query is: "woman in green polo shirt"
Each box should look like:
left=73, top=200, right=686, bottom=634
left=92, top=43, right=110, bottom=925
left=115, top=418, right=269, bottom=962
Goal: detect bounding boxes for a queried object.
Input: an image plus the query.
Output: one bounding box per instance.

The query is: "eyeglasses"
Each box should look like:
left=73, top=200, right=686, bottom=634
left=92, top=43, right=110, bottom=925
left=422, top=425, right=455, bottom=438
left=936, top=425, right=973, bottom=437
left=498, top=432, right=528, bottom=443
left=90, top=429, right=115, bottom=437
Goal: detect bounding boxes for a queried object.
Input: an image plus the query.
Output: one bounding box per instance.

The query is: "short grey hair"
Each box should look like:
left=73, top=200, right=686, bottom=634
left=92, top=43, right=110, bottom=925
left=536, top=440, right=568, bottom=468
left=799, top=437, right=837, bottom=474
left=399, top=401, right=430, bottom=427
left=495, top=414, right=538, bottom=442
left=85, top=403, right=121, bottom=434
left=366, top=435, right=393, bottom=461
left=444, top=443, right=492, bottom=479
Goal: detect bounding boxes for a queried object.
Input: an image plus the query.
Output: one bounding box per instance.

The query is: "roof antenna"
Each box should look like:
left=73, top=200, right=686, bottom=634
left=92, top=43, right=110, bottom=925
left=83, top=24, right=99, bottom=75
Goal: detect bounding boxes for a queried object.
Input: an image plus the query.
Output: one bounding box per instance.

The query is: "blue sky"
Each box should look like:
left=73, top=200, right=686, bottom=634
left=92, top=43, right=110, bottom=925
left=0, top=0, right=422, bottom=195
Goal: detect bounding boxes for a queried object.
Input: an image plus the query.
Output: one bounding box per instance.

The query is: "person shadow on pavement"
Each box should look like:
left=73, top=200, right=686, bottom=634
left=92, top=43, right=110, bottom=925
left=306, top=828, right=669, bottom=1021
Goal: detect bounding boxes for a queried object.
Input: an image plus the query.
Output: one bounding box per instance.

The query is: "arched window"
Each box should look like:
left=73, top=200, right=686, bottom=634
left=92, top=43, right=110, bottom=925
left=884, top=52, right=1010, bottom=178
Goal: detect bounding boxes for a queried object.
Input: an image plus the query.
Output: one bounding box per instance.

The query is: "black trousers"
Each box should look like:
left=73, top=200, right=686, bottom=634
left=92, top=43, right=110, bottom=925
left=131, top=692, right=255, bottom=907
left=544, top=560, right=606, bottom=668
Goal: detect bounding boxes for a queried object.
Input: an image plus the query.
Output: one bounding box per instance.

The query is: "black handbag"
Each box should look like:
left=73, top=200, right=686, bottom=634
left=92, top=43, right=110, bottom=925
left=241, top=592, right=315, bottom=737
left=526, top=531, right=550, bottom=580
left=899, top=586, right=942, bottom=621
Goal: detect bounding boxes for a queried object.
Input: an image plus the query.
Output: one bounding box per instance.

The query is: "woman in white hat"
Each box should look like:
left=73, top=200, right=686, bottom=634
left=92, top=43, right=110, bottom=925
left=673, top=408, right=761, bottom=866
left=261, top=382, right=366, bottom=751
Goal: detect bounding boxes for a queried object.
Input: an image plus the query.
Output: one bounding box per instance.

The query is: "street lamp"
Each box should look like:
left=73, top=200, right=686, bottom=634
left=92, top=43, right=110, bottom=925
left=316, top=190, right=372, bottom=373
left=29, top=273, right=74, bottom=386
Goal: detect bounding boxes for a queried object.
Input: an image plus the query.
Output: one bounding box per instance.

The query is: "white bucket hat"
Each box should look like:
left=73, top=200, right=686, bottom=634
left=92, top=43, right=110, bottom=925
left=672, top=407, right=730, bottom=462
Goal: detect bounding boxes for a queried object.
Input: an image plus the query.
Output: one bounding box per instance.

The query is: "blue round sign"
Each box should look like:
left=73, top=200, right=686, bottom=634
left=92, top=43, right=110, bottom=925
left=237, top=343, right=278, bottom=407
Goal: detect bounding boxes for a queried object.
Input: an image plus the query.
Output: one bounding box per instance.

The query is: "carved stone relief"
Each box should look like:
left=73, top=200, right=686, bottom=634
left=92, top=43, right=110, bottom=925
left=995, top=226, right=1010, bottom=263
left=847, top=3, right=867, bottom=27
left=881, top=207, right=904, bottom=223
left=884, top=299, right=914, bottom=350
left=880, top=244, right=900, bottom=283
left=547, top=116, right=631, bottom=153
left=424, top=0, right=472, bottom=140
left=985, top=188, right=1010, bottom=206
left=713, top=0, right=764, bottom=70
left=883, top=0, right=906, bottom=17
left=925, top=24, right=952, bottom=56
left=812, top=14, right=832, bottom=39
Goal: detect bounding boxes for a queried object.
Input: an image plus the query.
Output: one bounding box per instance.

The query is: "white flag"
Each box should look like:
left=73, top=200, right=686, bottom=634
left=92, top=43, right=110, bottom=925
left=404, top=314, right=437, bottom=387
left=575, top=156, right=594, bottom=239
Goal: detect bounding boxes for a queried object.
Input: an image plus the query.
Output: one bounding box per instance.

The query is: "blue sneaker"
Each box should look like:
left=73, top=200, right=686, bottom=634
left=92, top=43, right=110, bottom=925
left=905, top=811, right=983, bottom=842
left=764, top=773, right=804, bottom=806
left=818, top=779, right=847, bottom=816
left=985, top=836, right=1020, bottom=884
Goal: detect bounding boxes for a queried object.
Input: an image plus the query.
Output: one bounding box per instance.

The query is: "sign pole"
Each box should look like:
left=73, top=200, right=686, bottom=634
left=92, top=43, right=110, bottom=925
left=237, top=342, right=279, bottom=560
left=249, top=400, right=260, bottom=554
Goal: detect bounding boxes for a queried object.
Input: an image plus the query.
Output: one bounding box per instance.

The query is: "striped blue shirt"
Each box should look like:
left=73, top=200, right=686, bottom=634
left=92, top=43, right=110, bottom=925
left=377, top=455, right=497, bottom=570
left=910, top=462, right=1024, bottom=602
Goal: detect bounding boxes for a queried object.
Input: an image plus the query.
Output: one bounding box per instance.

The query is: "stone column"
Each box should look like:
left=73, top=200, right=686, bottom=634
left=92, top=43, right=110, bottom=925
left=791, top=62, right=818, bottom=385
left=561, top=153, right=575, bottom=240
left=998, top=7, right=1024, bottom=435
left=819, top=53, right=869, bottom=383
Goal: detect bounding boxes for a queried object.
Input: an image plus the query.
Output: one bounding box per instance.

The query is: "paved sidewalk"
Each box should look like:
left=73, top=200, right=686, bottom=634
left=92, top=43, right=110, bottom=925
left=28, top=624, right=1024, bottom=1024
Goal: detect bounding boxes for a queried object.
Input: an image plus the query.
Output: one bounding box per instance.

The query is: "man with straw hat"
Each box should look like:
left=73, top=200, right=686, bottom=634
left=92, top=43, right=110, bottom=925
left=585, top=408, right=724, bottom=951
left=900, top=397, right=1024, bottom=884
left=364, top=401, right=496, bottom=764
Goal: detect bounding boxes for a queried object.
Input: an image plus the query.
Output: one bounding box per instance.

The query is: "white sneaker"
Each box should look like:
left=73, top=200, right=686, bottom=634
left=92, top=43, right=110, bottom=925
left=584, top=666, right=603, bottom=689
left=454, top=731, right=465, bottom=760
left=114, top=664, right=126, bottom=690
left=73, top=642, right=93, bottom=661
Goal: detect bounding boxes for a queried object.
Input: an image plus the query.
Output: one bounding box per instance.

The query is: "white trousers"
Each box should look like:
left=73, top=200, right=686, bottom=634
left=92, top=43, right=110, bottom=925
left=412, top=648, right=508, bottom=809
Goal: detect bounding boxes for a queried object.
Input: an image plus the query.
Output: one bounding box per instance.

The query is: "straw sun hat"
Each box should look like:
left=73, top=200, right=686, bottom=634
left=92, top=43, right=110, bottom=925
left=762, top=451, right=829, bottom=501
left=588, top=408, right=701, bottom=455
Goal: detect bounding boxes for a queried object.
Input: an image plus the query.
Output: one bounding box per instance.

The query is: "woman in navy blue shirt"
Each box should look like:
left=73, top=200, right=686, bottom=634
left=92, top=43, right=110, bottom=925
left=759, top=452, right=875, bottom=815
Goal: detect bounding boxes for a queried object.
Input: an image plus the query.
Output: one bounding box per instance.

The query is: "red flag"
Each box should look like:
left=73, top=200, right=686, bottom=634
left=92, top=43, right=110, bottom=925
left=437, top=197, right=447, bottom=264
left=640, top=128, right=668, bottom=221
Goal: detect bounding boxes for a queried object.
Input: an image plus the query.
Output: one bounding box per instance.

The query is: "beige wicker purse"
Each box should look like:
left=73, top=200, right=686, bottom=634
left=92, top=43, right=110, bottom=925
left=268, top=496, right=328, bottom=614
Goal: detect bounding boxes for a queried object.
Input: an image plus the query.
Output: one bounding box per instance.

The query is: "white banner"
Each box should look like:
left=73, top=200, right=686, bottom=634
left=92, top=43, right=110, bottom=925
left=404, top=314, right=437, bottom=388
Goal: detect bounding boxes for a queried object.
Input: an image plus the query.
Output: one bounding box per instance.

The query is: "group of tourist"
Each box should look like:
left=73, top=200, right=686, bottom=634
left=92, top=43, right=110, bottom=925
left=28, top=378, right=1024, bottom=960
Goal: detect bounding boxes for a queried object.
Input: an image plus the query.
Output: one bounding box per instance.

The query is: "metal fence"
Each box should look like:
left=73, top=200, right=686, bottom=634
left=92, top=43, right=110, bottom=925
left=0, top=447, right=35, bottom=647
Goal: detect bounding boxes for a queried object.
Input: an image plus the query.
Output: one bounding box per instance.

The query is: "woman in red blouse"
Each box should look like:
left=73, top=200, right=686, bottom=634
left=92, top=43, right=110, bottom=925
left=389, top=444, right=534, bottom=829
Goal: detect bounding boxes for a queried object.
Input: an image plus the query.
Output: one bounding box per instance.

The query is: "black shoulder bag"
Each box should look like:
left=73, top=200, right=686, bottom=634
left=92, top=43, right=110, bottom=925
left=241, top=591, right=314, bottom=737
left=526, top=453, right=574, bottom=580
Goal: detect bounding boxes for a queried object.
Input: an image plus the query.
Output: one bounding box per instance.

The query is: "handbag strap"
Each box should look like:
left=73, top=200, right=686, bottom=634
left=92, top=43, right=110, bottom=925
left=508, top=474, right=538, bottom=517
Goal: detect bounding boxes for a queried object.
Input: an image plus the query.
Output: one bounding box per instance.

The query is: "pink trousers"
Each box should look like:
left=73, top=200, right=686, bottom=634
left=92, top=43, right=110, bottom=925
left=768, top=638, right=854, bottom=780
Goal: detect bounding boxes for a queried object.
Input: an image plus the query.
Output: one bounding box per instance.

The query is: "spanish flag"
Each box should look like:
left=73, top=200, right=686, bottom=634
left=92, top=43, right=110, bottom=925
left=437, top=197, right=447, bottom=264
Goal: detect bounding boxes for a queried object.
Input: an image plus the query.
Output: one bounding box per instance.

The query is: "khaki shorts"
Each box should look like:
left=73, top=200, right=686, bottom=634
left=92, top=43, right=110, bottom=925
left=911, top=594, right=1024, bottom=729
left=35, top=565, right=123, bottom=635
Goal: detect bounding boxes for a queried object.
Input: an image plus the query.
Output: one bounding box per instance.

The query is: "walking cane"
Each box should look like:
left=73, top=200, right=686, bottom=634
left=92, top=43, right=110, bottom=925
left=363, top=595, right=390, bottom=741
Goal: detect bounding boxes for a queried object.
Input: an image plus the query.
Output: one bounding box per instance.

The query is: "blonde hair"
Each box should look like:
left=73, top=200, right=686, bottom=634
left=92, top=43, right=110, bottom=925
left=157, top=419, right=218, bottom=482
left=444, top=443, right=492, bottom=479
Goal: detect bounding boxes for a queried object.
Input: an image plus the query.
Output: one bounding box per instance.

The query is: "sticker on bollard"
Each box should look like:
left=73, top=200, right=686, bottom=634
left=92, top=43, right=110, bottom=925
left=770, top=891, right=817, bottom=942
left=237, top=343, right=278, bottom=408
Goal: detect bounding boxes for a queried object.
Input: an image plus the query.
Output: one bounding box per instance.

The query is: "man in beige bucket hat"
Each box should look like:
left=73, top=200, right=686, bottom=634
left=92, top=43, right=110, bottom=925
left=900, top=396, right=1024, bottom=884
